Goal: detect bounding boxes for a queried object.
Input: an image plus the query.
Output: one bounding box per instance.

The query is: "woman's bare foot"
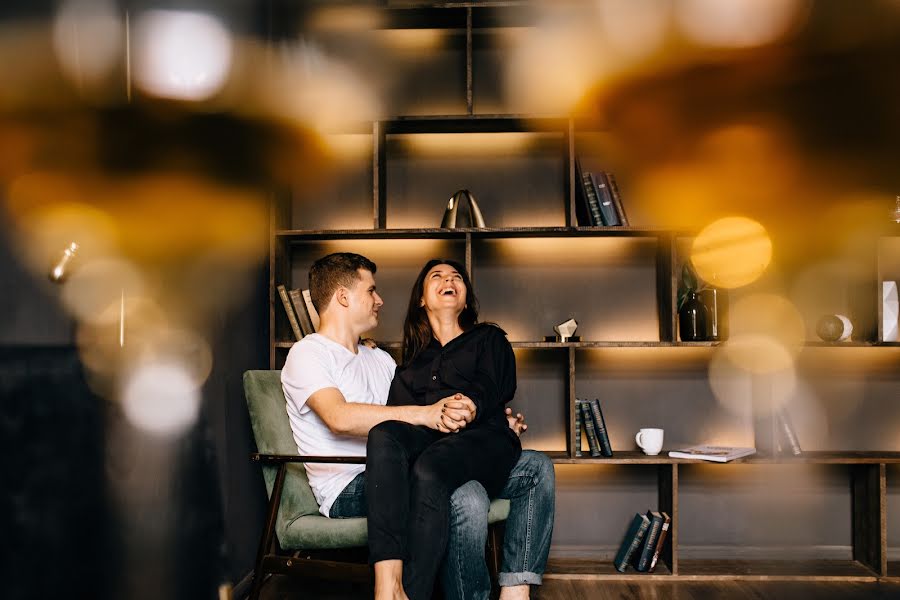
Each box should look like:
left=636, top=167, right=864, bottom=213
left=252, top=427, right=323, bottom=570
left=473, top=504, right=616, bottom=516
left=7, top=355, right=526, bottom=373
left=373, top=560, right=409, bottom=600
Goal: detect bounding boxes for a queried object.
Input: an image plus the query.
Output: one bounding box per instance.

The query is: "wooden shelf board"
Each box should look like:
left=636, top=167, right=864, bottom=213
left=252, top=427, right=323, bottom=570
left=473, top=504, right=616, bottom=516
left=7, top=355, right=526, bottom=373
left=277, top=226, right=677, bottom=240
left=277, top=340, right=715, bottom=350
left=551, top=451, right=900, bottom=465
left=544, top=558, right=672, bottom=580
left=385, top=114, right=568, bottom=133
left=676, top=559, right=877, bottom=581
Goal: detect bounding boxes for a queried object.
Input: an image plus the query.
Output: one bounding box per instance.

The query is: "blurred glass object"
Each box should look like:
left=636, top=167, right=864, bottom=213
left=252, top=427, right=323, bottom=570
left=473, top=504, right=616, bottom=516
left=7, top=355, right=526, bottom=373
left=675, top=0, right=808, bottom=48
left=52, top=0, right=123, bottom=90
left=49, top=241, right=79, bottom=282
left=122, top=361, right=200, bottom=435
left=133, top=10, right=232, bottom=101
left=892, top=195, right=900, bottom=224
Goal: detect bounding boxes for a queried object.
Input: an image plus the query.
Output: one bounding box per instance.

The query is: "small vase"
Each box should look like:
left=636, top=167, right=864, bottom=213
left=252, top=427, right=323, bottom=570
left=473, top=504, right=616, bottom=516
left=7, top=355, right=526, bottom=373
left=700, top=288, right=728, bottom=341
left=679, top=291, right=708, bottom=342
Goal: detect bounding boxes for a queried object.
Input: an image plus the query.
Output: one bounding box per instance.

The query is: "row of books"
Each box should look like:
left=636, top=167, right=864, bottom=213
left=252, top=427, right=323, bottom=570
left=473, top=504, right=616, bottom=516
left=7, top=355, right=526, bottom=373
left=277, top=285, right=320, bottom=340
left=575, top=158, right=629, bottom=227
left=775, top=407, right=802, bottom=456
left=614, top=510, right=671, bottom=573
left=575, top=398, right=613, bottom=457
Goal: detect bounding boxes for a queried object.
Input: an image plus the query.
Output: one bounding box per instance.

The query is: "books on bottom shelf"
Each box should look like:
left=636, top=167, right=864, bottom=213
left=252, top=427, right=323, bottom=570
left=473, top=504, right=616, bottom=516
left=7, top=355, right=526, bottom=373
left=277, top=285, right=320, bottom=342
left=614, top=510, right=671, bottom=573
left=575, top=398, right=613, bottom=457
left=667, top=445, right=756, bottom=462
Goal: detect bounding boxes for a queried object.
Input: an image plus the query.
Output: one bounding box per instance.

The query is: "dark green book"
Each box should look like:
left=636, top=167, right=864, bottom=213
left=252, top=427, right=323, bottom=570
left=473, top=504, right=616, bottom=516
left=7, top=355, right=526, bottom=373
left=614, top=513, right=650, bottom=572
left=635, top=511, right=665, bottom=572
left=579, top=400, right=601, bottom=457
left=574, top=399, right=583, bottom=457
left=588, top=398, right=613, bottom=457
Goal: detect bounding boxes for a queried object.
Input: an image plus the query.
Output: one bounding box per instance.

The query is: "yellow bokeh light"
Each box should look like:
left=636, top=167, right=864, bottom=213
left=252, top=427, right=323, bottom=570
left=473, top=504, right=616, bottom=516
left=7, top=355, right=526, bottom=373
left=691, top=216, right=772, bottom=289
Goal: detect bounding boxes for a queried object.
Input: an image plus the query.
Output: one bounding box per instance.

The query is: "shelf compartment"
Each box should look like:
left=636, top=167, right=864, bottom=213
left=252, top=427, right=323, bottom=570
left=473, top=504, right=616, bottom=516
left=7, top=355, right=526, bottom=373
left=385, top=131, right=566, bottom=229
left=676, top=559, right=877, bottom=581
left=511, top=348, right=569, bottom=453
left=472, top=236, right=662, bottom=342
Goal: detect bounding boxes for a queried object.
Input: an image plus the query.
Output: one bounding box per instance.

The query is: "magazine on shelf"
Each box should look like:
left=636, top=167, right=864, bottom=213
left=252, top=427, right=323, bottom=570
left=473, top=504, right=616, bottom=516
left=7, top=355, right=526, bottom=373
left=667, top=445, right=756, bottom=463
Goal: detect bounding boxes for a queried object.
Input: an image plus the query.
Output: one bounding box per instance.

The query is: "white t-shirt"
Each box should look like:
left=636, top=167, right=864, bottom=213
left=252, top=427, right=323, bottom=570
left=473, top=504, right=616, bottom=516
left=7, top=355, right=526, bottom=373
left=281, top=333, right=397, bottom=517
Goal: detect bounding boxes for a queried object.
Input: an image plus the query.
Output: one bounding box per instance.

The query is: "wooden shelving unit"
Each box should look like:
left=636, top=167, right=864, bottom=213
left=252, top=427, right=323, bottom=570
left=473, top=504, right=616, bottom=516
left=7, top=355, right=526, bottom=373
left=267, top=1, right=900, bottom=584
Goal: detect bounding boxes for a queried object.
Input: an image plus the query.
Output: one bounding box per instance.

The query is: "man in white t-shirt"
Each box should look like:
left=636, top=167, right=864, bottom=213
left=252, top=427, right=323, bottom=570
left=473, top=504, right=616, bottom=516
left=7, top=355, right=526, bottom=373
left=281, top=253, right=554, bottom=600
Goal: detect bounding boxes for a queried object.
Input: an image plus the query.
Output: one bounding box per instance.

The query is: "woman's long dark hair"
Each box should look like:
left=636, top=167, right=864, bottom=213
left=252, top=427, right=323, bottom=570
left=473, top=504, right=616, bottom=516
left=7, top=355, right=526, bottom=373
left=401, top=258, right=479, bottom=365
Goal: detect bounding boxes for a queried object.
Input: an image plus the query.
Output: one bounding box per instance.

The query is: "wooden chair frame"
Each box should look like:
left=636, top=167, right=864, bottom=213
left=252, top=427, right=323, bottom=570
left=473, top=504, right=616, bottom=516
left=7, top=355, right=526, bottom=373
left=248, top=452, right=503, bottom=600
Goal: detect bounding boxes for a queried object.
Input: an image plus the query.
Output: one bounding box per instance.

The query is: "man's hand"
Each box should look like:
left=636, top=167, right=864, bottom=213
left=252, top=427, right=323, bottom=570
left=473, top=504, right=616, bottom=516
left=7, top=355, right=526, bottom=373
left=424, top=393, right=476, bottom=433
left=506, top=407, right=527, bottom=437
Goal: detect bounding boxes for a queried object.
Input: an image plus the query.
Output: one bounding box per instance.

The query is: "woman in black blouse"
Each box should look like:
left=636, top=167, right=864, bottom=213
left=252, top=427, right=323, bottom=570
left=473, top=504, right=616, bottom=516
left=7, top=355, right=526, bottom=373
left=366, top=258, right=522, bottom=600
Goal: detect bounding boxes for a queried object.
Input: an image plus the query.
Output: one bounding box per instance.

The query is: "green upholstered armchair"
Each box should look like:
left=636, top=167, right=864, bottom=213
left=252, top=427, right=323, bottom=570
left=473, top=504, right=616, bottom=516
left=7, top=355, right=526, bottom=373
left=243, top=370, right=510, bottom=599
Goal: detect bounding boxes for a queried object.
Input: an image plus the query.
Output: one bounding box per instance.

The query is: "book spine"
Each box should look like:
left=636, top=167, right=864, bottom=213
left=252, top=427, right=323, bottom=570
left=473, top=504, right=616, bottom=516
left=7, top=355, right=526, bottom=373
left=277, top=285, right=303, bottom=341
left=574, top=158, right=593, bottom=227
left=574, top=399, right=583, bottom=457
left=588, top=398, right=613, bottom=457
left=289, top=289, right=314, bottom=336
left=581, top=171, right=604, bottom=226
left=592, top=172, right=621, bottom=226
left=579, top=401, right=602, bottom=457
left=615, top=519, right=650, bottom=572
left=648, top=517, right=670, bottom=572
left=606, top=172, right=629, bottom=226
left=302, top=289, right=320, bottom=331
left=636, top=515, right=662, bottom=571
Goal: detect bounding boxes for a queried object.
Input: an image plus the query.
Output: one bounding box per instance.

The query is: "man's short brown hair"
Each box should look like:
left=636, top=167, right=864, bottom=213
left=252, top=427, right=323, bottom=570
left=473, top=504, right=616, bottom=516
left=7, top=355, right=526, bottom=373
left=308, top=252, right=377, bottom=314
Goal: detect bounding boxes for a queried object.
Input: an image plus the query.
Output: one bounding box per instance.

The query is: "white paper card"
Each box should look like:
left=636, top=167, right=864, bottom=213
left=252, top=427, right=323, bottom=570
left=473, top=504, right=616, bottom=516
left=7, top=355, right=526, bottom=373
left=884, top=281, right=899, bottom=342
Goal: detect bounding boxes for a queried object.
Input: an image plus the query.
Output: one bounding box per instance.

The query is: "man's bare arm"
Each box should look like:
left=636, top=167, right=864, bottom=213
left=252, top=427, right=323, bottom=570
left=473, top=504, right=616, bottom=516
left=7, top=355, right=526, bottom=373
left=307, top=388, right=475, bottom=437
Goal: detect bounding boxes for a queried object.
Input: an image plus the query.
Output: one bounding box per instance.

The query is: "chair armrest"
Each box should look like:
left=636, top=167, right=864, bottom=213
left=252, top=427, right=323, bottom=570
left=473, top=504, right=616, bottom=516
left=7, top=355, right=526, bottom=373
left=251, top=453, right=366, bottom=465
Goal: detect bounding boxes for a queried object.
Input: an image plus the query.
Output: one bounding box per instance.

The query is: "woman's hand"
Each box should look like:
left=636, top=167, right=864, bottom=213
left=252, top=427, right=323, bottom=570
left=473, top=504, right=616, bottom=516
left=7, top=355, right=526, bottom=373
left=506, top=407, right=527, bottom=437
left=424, top=393, right=476, bottom=433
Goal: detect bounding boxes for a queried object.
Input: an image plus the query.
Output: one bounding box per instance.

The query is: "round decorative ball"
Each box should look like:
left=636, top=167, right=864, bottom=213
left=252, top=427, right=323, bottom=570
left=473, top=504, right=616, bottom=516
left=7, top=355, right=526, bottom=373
left=816, top=315, right=844, bottom=342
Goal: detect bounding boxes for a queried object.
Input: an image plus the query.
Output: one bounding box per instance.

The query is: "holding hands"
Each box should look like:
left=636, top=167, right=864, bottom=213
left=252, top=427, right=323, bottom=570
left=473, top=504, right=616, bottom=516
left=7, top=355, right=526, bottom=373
left=426, top=393, right=476, bottom=433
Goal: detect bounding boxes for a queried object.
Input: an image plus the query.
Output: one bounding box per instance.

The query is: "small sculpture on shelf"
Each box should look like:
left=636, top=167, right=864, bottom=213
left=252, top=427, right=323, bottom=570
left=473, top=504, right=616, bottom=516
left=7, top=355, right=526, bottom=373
left=440, top=189, right=486, bottom=229
left=552, top=318, right=579, bottom=342
left=816, top=314, right=853, bottom=342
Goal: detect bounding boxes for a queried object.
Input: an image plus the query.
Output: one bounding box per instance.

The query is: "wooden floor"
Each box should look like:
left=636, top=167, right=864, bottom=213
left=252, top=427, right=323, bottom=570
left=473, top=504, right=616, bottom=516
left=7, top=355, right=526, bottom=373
left=258, top=575, right=900, bottom=599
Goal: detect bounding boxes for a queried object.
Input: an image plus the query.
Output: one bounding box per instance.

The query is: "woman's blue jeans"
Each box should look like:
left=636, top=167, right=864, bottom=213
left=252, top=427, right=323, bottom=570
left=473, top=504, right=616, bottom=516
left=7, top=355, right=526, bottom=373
left=330, top=449, right=555, bottom=600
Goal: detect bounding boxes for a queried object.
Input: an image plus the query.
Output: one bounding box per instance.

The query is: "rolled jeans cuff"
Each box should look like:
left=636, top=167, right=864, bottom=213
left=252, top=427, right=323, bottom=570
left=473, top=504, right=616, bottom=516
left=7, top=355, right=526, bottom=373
left=498, top=571, right=543, bottom=587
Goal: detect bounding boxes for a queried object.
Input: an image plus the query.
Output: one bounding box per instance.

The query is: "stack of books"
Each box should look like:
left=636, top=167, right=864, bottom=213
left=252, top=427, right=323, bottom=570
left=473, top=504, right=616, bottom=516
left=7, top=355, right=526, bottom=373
left=614, top=510, right=671, bottom=573
left=575, top=398, right=612, bottom=457
left=277, top=285, right=320, bottom=341
left=575, top=158, right=629, bottom=227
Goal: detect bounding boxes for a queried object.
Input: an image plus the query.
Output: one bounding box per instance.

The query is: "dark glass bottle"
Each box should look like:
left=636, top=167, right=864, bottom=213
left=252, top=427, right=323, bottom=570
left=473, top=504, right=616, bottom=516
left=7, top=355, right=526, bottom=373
left=679, top=291, right=708, bottom=342
left=700, top=288, right=728, bottom=341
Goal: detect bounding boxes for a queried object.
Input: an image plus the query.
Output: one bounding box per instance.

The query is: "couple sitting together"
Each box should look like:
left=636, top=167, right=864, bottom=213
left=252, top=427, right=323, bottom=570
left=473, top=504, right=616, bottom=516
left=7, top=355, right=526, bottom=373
left=281, top=252, right=555, bottom=600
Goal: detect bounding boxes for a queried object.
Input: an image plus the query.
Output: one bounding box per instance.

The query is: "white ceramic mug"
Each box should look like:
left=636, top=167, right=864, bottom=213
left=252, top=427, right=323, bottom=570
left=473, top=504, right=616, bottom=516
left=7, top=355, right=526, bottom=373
left=635, top=428, right=664, bottom=456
